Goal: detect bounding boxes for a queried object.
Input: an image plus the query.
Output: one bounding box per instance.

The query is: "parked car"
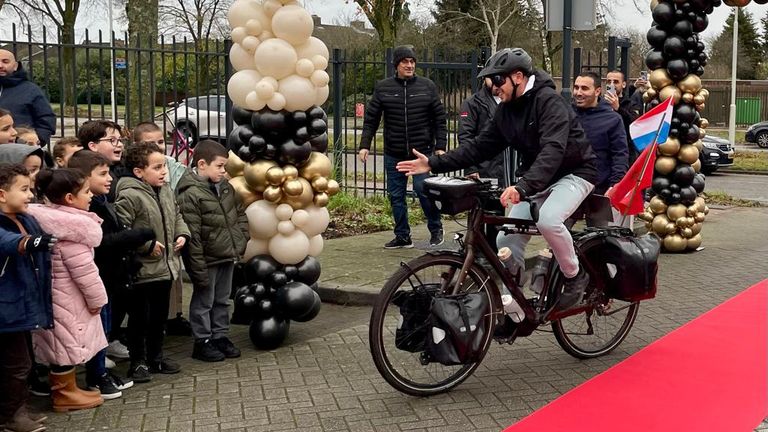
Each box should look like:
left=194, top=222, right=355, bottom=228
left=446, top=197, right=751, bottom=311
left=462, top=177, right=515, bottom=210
left=699, top=134, right=734, bottom=174
left=160, top=95, right=228, bottom=146
left=745, top=121, right=768, bottom=148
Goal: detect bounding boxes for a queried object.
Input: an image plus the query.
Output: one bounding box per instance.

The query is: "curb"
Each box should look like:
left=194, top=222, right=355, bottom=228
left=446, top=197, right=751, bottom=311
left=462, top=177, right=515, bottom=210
left=717, top=169, right=767, bottom=176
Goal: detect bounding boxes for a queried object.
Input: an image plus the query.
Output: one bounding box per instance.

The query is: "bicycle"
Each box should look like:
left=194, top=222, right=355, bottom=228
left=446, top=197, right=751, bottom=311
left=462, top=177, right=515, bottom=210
left=156, top=109, right=195, bottom=166
left=369, top=179, right=644, bottom=397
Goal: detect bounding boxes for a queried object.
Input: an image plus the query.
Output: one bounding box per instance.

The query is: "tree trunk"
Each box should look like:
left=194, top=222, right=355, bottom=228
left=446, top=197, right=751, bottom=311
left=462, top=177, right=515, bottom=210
left=126, top=0, right=159, bottom=127
left=60, top=9, right=77, bottom=110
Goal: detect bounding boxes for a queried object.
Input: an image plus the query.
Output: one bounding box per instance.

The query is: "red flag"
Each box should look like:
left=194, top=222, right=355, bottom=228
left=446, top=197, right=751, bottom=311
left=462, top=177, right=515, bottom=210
left=605, top=143, right=657, bottom=216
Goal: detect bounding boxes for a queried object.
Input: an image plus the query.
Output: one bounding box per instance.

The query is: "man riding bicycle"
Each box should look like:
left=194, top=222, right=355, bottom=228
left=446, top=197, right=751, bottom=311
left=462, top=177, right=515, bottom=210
left=397, top=48, right=599, bottom=310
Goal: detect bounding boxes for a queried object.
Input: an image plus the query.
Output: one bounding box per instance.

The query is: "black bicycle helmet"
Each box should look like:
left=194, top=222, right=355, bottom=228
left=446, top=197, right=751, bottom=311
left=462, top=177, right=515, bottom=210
left=478, top=48, right=534, bottom=78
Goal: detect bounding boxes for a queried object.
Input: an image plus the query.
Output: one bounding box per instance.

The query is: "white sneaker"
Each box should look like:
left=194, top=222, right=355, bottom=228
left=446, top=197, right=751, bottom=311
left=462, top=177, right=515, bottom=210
left=105, top=357, right=116, bottom=369
left=107, top=340, right=130, bottom=359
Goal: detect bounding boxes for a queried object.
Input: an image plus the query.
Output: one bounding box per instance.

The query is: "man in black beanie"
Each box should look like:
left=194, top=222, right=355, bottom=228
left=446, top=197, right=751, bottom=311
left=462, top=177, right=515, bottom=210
left=358, top=45, right=448, bottom=248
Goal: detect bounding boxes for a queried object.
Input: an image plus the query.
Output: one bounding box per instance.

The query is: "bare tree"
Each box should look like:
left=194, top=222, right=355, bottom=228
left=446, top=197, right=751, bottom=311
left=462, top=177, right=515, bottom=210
left=352, top=0, right=408, bottom=48
left=158, top=0, right=231, bottom=42
left=439, top=0, right=520, bottom=54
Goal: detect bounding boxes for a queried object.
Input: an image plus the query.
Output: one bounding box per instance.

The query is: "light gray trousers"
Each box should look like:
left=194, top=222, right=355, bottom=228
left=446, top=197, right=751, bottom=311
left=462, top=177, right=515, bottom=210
left=496, top=174, right=595, bottom=279
left=190, top=262, right=235, bottom=340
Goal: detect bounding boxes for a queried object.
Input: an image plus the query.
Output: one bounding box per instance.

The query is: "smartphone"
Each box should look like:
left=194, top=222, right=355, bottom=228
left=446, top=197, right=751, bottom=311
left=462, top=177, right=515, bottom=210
left=606, top=83, right=616, bottom=96
left=640, top=70, right=648, bottom=81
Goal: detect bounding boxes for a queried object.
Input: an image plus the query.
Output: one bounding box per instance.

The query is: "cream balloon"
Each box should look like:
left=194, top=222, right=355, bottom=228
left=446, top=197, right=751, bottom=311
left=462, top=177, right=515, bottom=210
left=275, top=203, right=294, bottom=221
left=310, top=70, right=330, bottom=87
left=290, top=209, right=309, bottom=228
left=272, top=5, right=314, bottom=46
left=268, top=231, right=310, bottom=265
left=315, top=85, right=329, bottom=107
left=243, top=238, right=270, bottom=262
left=227, top=70, right=263, bottom=108
left=277, top=220, right=296, bottom=235
left=259, top=30, right=274, bottom=40
left=231, top=27, right=247, bottom=44
left=241, top=36, right=261, bottom=53
left=245, top=200, right=279, bottom=239
left=245, top=92, right=266, bottom=111
left=311, top=54, right=328, bottom=71
left=263, top=0, right=282, bottom=16
left=296, top=59, right=315, bottom=77
left=278, top=74, right=317, bottom=112
left=262, top=76, right=279, bottom=91
left=254, top=39, right=298, bottom=80
left=229, top=43, right=257, bottom=71
left=308, top=234, right=324, bottom=256
left=295, top=36, right=330, bottom=61
left=228, top=0, right=271, bottom=31
left=267, top=92, right=286, bottom=111
left=300, top=205, right=330, bottom=237
left=245, top=18, right=263, bottom=36
left=255, top=80, right=275, bottom=101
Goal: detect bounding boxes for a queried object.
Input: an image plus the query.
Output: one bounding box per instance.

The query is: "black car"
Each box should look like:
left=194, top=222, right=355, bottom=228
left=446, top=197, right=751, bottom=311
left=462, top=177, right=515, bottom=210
left=699, top=135, right=734, bottom=174
left=745, top=121, right=768, bottom=148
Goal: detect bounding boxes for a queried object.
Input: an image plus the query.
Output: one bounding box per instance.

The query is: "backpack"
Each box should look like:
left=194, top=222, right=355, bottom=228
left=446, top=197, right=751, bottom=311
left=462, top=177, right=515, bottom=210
left=426, top=292, right=491, bottom=366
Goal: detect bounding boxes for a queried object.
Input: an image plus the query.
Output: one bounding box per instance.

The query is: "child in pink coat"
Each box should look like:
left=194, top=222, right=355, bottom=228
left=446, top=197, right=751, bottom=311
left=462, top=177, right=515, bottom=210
left=25, top=169, right=107, bottom=413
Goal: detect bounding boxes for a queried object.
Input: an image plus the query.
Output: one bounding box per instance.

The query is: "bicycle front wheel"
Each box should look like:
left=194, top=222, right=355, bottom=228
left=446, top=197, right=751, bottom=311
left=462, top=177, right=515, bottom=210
left=369, top=253, right=498, bottom=397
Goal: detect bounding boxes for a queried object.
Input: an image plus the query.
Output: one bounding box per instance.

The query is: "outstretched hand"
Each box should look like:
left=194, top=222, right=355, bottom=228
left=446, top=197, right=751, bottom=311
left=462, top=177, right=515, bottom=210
left=396, top=149, right=431, bottom=176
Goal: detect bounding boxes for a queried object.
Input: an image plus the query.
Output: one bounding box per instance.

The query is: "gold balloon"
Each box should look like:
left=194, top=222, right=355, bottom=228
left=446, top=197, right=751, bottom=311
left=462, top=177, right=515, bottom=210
left=696, top=103, right=705, bottom=112
left=650, top=0, right=659, bottom=11
left=687, top=233, right=703, bottom=250
left=263, top=185, right=283, bottom=203
left=646, top=88, right=657, bottom=99
left=704, top=205, right=709, bottom=215
left=694, top=197, right=706, bottom=211
left=659, top=85, right=682, bottom=104
left=313, top=192, right=329, bottom=207
left=691, top=222, right=703, bottom=235
left=229, top=175, right=261, bottom=207
left=699, top=88, right=709, bottom=98
left=665, top=222, right=678, bottom=235
left=327, top=179, right=340, bottom=196
left=280, top=177, right=314, bottom=210
left=655, top=156, right=677, bottom=175
left=686, top=205, right=698, bottom=217
left=694, top=212, right=706, bottom=223
left=265, top=166, right=286, bottom=186
left=677, top=145, right=700, bottom=164
left=692, top=140, right=703, bottom=151
left=699, top=118, right=709, bottom=129
left=283, top=165, right=299, bottom=180
left=663, top=234, right=687, bottom=252
left=650, top=69, right=673, bottom=91
left=699, top=128, right=706, bottom=139
left=682, top=92, right=694, bottom=104
left=299, top=152, right=332, bottom=180
left=692, top=159, right=702, bottom=173
left=677, top=74, right=702, bottom=94
left=282, top=178, right=304, bottom=196
left=311, top=176, right=328, bottom=192
left=676, top=217, right=694, bottom=228
left=667, top=204, right=687, bottom=221
left=681, top=227, right=694, bottom=239
left=693, top=94, right=706, bottom=105
left=638, top=209, right=655, bottom=222
left=226, top=151, right=246, bottom=178
left=651, top=214, right=671, bottom=233
left=649, top=196, right=668, bottom=214
left=643, top=91, right=653, bottom=103
left=658, top=137, right=681, bottom=156
left=243, top=160, right=278, bottom=193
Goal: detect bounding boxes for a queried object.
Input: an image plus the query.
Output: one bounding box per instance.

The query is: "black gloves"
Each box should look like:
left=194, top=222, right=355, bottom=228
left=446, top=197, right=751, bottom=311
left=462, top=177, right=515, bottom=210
left=27, top=235, right=57, bottom=252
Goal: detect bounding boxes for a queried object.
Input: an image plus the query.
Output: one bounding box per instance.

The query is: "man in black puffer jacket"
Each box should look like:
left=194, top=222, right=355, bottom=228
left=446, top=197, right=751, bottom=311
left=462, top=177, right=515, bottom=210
left=358, top=45, right=448, bottom=249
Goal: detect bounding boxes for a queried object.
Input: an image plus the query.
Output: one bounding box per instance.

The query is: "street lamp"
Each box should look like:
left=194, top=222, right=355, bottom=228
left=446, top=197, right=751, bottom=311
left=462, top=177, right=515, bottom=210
left=108, top=0, right=117, bottom=121
left=728, top=7, right=738, bottom=147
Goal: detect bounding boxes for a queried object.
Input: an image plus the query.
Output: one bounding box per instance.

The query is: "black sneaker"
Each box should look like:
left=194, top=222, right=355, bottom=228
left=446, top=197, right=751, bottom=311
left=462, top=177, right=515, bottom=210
left=557, top=269, right=590, bottom=310
left=384, top=236, right=413, bottom=249
left=127, top=362, right=152, bottom=383
left=192, top=339, right=225, bottom=362
left=212, top=337, right=241, bottom=359
left=28, top=374, right=50, bottom=397
left=166, top=314, right=192, bottom=336
left=107, top=370, right=134, bottom=390
left=148, top=358, right=181, bottom=374
left=88, top=373, right=122, bottom=400
left=429, top=230, right=444, bottom=247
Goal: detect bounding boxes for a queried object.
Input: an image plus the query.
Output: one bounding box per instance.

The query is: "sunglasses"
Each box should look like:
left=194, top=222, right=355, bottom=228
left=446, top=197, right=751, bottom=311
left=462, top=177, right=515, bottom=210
left=490, top=74, right=508, bottom=88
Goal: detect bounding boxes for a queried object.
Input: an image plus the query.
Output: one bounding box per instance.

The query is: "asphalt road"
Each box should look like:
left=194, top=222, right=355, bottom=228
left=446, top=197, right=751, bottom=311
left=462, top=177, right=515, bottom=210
left=705, top=172, right=768, bottom=204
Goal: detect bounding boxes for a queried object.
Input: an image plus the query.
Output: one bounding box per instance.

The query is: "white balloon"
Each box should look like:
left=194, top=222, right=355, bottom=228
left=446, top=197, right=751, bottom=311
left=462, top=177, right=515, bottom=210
left=228, top=0, right=271, bottom=32
left=300, top=205, right=330, bottom=237
left=277, top=220, right=296, bottom=235
left=278, top=74, right=317, bottom=112
left=245, top=19, right=263, bottom=36
left=295, top=36, right=329, bottom=62
left=254, top=38, right=297, bottom=80
left=245, top=200, right=279, bottom=239
left=228, top=70, right=263, bottom=108
left=311, top=54, right=328, bottom=71
left=269, top=231, right=310, bottom=265
left=296, top=59, right=315, bottom=78
left=229, top=43, right=257, bottom=71
left=231, top=27, right=247, bottom=44
left=243, top=238, right=269, bottom=262
left=255, top=80, right=275, bottom=100
left=272, top=5, right=314, bottom=46
left=308, top=234, right=324, bottom=256
left=241, top=35, right=261, bottom=53
left=263, top=0, right=282, bottom=17
left=245, top=91, right=266, bottom=111
left=315, top=85, right=329, bottom=107
left=267, top=92, right=286, bottom=111
left=275, top=203, right=294, bottom=221
left=290, top=209, right=309, bottom=227
left=310, top=70, right=329, bottom=87
left=259, top=30, right=274, bottom=40
left=262, top=76, right=279, bottom=91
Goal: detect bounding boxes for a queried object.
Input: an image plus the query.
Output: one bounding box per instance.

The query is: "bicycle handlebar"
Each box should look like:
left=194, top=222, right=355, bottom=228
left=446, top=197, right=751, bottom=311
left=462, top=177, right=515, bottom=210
left=473, top=181, right=539, bottom=224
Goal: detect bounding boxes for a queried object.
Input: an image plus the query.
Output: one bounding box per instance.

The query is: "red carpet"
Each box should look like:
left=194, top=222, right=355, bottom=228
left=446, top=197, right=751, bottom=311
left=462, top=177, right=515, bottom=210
left=505, top=279, right=768, bottom=432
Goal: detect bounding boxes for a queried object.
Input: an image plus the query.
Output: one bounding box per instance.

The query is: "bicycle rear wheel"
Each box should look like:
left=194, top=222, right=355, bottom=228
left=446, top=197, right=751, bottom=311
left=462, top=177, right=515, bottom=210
left=369, top=253, right=498, bottom=397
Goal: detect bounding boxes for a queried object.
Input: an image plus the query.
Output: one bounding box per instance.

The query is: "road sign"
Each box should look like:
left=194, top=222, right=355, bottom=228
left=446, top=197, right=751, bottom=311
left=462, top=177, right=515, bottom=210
left=545, top=0, right=596, bottom=31
left=115, top=57, right=126, bottom=69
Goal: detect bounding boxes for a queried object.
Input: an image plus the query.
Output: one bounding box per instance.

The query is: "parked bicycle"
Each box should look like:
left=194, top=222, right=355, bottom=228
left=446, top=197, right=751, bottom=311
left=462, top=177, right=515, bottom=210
left=369, top=177, right=660, bottom=396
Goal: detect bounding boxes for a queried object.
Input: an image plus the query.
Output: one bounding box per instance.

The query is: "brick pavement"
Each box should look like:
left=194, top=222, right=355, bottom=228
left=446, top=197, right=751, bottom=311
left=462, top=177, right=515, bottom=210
left=31, top=206, right=768, bottom=432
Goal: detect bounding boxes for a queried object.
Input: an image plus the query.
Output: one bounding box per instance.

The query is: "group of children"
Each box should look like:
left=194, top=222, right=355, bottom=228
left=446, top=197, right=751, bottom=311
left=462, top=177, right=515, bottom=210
left=0, top=109, right=249, bottom=432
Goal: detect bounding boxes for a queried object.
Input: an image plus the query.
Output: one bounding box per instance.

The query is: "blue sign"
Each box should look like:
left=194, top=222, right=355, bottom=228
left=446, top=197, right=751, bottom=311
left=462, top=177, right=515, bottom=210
left=115, top=58, right=126, bottom=69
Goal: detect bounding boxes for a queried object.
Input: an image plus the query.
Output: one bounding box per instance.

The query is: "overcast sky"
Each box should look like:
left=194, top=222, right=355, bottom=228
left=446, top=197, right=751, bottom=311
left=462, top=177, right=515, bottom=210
left=8, top=0, right=768, bottom=47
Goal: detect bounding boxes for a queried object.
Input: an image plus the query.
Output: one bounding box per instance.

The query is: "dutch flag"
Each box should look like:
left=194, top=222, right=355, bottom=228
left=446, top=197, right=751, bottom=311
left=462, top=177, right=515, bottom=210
left=629, top=97, right=675, bottom=151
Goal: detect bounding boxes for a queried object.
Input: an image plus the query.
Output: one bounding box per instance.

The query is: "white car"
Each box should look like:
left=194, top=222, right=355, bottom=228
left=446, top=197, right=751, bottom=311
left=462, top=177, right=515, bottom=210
left=160, top=95, right=228, bottom=146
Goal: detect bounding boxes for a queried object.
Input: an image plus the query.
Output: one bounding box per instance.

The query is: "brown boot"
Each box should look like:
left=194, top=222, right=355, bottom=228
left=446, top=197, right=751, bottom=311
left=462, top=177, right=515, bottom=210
left=49, top=369, right=103, bottom=413
left=4, top=406, right=46, bottom=432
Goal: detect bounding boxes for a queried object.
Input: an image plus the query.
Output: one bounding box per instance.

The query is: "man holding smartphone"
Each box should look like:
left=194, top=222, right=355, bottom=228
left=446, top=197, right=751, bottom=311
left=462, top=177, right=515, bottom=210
left=605, top=70, right=644, bottom=163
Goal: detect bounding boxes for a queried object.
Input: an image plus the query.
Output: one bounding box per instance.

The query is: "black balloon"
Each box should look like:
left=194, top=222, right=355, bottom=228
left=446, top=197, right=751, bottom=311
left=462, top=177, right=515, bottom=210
left=228, top=126, right=245, bottom=152
left=679, top=122, right=690, bottom=131
left=669, top=127, right=679, bottom=137
left=667, top=59, right=689, bottom=81
left=257, top=110, right=289, bottom=134
left=653, top=176, right=671, bottom=194
left=688, top=59, right=700, bottom=70
left=692, top=174, right=705, bottom=194
left=673, top=165, right=696, bottom=187
left=237, top=145, right=253, bottom=162
left=295, top=126, right=310, bottom=142
left=695, top=66, right=705, bottom=76
left=252, top=282, right=267, bottom=299
left=668, top=192, right=682, bottom=204
left=669, top=183, right=681, bottom=194
left=292, top=291, right=321, bottom=323
left=249, top=135, right=267, bottom=154
left=234, top=286, right=250, bottom=300
left=684, top=36, right=697, bottom=49
left=696, top=41, right=705, bottom=53
left=692, top=14, right=708, bottom=33
left=284, top=265, right=299, bottom=279
left=232, top=106, right=251, bottom=126
left=307, top=106, right=327, bottom=122
left=659, top=188, right=672, bottom=200
left=680, top=186, right=697, bottom=205
left=242, top=294, right=257, bottom=308
left=645, top=49, right=666, bottom=70
left=275, top=282, right=317, bottom=320
left=675, top=103, right=697, bottom=124
left=309, top=119, right=328, bottom=136
left=237, top=124, right=255, bottom=144
left=683, top=126, right=700, bottom=143
left=309, top=133, right=329, bottom=153
left=649, top=100, right=661, bottom=110
left=672, top=20, right=693, bottom=38
left=258, top=298, right=274, bottom=316
left=663, top=35, right=686, bottom=58
left=647, top=26, right=668, bottom=49
left=674, top=9, right=684, bottom=19
left=691, top=0, right=708, bottom=9
left=291, top=111, right=309, bottom=127
left=295, top=256, right=321, bottom=285
left=686, top=49, right=697, bottom=59
left=271, top=271, right=289, bottom=287
left=264, top=143, right=278, bottom=160
left=249, top=317, right=290, bottom=350
left=277, top=139, right=312, bottom=166
left=246, top=255, right=280, bottom=281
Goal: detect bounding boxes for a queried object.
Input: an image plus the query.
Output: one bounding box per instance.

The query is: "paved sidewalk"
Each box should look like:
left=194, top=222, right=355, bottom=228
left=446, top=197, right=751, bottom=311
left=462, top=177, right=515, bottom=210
left=33, top=206, right=768, bottom=432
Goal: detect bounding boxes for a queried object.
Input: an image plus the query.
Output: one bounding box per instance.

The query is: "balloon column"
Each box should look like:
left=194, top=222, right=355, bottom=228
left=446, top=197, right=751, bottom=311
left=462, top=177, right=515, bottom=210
left=638, top=0, right=762, bottom=251
left=225, top=0, right=339, bottom=349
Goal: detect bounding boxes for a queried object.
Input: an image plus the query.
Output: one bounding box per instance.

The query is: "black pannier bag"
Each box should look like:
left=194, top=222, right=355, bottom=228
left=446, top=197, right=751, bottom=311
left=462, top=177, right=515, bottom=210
left=391, top=284, right=440, bottom=352
left=427, top=293, right=491, bottom=366
left=581, top=232, right=661, bottom=302
left=423, top=177, right=480, bottom=216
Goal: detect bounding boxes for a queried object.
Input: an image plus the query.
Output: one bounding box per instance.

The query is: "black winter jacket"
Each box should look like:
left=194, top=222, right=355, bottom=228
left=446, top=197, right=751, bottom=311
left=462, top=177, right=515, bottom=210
left=359, top=75, right=448, bottom=159
left=430, top=71, right=598, bottom=197
left=574, top=99, right=628, bottom=193
left=458, top=85, right=510, bottom=186
left=0, top=66, right=56, bottom=145
left=90, top=196, right=155, bottom=292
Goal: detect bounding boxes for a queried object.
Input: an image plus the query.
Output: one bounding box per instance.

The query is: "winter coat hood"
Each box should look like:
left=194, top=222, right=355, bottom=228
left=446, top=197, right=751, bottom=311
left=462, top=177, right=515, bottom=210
left=0, top=64, right=29, bottom=87
left=0, top=143, right=45, bottom=165
left=26, top=204, right=103, bottom=247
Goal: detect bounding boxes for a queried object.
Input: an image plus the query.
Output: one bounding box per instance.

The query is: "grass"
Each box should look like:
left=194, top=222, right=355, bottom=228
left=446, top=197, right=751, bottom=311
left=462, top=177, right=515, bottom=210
left=707, top=128, right=746, bottom=145
left=325, top=191, right=426, bottom=238
left=729, top=150, right=768, bottom=172
left=703, top=191, right=764, bottom=207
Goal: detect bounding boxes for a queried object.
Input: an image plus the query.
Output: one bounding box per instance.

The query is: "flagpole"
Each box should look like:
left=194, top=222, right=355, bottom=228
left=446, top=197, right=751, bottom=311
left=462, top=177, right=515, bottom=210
left=619, top=112, right=668, bottom=227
